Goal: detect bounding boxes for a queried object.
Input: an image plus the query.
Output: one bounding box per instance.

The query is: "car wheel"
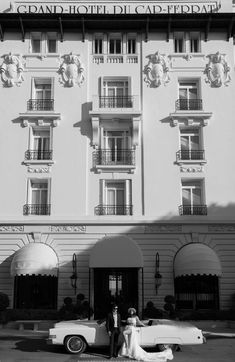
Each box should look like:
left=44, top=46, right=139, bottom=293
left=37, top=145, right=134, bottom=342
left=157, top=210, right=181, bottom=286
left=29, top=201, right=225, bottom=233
left=64, top=335, right=86, bottom=354
left=157, top=344, right=178, bottom=352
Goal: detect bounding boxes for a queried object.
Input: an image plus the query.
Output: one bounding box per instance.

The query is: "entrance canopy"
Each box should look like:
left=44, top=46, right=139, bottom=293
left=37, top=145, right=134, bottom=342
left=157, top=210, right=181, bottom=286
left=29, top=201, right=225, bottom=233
left=11, top=243, right=58, bottom=277
left=174, top=243, right=222, bottom=277
left=89, top=236, right=143, bottom=268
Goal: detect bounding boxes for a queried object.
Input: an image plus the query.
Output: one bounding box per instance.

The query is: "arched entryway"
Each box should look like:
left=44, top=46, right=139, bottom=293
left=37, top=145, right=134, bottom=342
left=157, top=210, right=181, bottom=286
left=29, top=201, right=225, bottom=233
left=11, top=243, right=58, bottom=309
left=174, top=243, right=222, bottom=310
left=89, top=236, right=144, bottom=319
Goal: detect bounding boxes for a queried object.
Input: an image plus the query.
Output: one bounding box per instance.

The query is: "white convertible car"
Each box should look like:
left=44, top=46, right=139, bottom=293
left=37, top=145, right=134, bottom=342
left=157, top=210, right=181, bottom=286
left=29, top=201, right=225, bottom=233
left=47, top=319, right=205, bottom=354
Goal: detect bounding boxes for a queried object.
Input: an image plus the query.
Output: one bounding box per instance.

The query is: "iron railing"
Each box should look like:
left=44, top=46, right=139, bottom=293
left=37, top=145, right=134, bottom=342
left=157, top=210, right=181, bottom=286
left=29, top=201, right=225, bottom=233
left=179, top=205, right=207, bottom=216
left=176, top=150, right=205, bottom=161
left=25, top=150, right=53, bottom=160
left=23, top=204, right=51, bottom=215
left=95, top=205, right=133, bottom=215
left=93, top=149, right=135, bottom=166
left=176, top=99, right=203, bottom=111
left=27, top=99, right=54, bottom=111
left=99, top=96, right=133, bottom=108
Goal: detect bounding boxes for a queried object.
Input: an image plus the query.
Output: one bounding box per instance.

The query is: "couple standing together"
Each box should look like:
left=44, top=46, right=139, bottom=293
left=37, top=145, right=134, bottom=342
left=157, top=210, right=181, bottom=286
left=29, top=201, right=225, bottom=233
left=106, top=305, right=173, bottom=361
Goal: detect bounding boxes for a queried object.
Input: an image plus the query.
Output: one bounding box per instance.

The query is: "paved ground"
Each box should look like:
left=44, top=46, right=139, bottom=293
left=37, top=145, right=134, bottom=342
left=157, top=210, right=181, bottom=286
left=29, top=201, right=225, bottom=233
left=0, top=328, right=235, bottom=362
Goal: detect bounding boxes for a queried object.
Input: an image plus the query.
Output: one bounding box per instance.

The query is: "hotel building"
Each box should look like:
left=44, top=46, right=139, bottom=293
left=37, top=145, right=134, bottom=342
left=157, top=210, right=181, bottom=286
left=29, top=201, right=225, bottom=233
left=0, top=0, right=235, bottom=318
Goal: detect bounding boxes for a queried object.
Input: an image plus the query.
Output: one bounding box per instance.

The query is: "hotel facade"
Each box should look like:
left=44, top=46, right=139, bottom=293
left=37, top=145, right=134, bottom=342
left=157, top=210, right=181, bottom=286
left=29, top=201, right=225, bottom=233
left=0, top=0, right=235, bottom=318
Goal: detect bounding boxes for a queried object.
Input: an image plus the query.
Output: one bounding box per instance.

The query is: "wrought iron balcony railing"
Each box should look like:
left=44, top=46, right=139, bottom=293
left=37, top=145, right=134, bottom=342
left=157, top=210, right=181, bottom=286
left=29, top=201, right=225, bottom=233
left=176, top=150, right=205, bottom=161
left=99, top=96, right=133, bottom=108
left=25, top=150, right=53, bottom=161
left=93, top=149, right=135, bottom=166
left=179, top=205, right=207, bottom=216
left=176, top=99, right=203, bottom=111
left=27, top=99, right=54, bottom=111
left=95, top=204, right=133, bottom=216
left=23, top=204, right=51, bottom=216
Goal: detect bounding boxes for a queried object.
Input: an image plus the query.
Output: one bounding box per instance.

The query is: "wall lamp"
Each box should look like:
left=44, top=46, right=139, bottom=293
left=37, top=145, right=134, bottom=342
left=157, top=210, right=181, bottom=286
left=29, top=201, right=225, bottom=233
left=70, top=253, right=78, bottom=295
left=155, top=252, right=162, bottom=294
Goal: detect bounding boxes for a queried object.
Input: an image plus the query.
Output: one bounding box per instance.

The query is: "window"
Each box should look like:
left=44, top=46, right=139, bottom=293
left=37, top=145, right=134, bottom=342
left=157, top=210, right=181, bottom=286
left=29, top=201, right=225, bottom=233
left=178, top=81, right=201, bottom=110
left=174, top=32, right=201, bottom=53
left=180, top=180, right=206, bottom=215
left=175, top=275, right=219, bottom=310
left=47, top=33, right=57, bottom=53
left=174, top=32, right=185, bottom=53
left=94, top=36, right=103, bottom=54
left=109, top=35, right=122, bottom=54
left=95, top=180, right=132, bottom=215
left=127, top=38, right=136, bottom=54
left=28, top=78, right=54, bottom=111
left=190, top=32, right=200, bottom=53
left=179, top=128, right=204, bottom=160
left=102, top=130, right=132, bottom=164
left=101, top=79, right=131, bottom=108
left=25, top=127, right=52, bottom=161
left=30, top=32, right=57, bottom=54
left=31, top=33, right=41, bottom=53
left=24, top=179, right=51, bottom=215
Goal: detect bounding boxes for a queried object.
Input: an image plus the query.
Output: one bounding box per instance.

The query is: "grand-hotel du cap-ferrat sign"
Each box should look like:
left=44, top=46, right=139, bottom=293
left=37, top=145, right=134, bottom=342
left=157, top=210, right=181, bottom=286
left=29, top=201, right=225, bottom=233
left=7, top=1, right=224, bottom=15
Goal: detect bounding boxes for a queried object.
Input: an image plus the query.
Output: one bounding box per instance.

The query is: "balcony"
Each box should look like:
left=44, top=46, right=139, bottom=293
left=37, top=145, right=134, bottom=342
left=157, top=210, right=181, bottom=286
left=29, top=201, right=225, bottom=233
left=176, top=150, right=206, bottom=165
left=99, top=96, right=133, bottom=108
left=27, top=99, right=54, bottom=111
left=176, top=99, right=203, bottom=111
left=25, top=150, right=53, bottom=161
left=95, top=204, right=133, bottom=216
left=93, top=149, right=136, bottom=173
left=23, top=204, right=51, bottom=216
left=179, top=205, right=207, bottom=216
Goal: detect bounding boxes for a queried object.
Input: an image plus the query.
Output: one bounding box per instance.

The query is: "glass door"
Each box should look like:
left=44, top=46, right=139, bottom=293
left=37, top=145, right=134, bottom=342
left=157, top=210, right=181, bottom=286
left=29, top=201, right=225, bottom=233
left=94, top=268, right=139, bottom=319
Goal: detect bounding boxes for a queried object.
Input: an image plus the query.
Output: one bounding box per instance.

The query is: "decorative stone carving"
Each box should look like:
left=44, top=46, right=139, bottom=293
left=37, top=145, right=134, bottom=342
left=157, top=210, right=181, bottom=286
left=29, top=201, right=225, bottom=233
left=208, top=224, right=235, bottom=232
left=59, top=52, right=85, bottom=87
left=205, top=52, right=231, bottom=87
left=0, top=225, right=24, bottom=232
left=28, top=167, right=51, bottom=173
left=50, top=225, right=86, bottom=233
left=144, top=51, right=170, bottom=87
left=145, top=224, right=182, bottom=233
left=180, top=166, right=204, bottom=173
left=0, top=53, right=24, bottom=87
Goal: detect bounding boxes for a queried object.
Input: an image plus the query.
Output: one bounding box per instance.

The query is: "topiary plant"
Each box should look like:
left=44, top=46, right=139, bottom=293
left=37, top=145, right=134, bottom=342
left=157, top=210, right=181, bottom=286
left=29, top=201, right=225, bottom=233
left=0, top=292, right=9, bottom=311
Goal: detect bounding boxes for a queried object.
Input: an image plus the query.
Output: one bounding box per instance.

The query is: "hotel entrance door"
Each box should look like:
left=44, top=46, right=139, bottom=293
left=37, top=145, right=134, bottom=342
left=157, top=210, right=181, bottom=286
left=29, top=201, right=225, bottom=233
left=94, top=268, right=138, bottom=319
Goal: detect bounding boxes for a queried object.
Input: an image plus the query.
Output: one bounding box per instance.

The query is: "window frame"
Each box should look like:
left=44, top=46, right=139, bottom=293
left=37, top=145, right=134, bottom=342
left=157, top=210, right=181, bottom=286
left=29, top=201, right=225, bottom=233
left=27, top=178, right=51, bottom=206
left=108, top=33, right=123, bottom=54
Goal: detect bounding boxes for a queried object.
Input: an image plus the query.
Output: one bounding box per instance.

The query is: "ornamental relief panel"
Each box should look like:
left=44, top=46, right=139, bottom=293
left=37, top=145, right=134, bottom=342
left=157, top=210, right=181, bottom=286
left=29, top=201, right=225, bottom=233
left=0, top=225, right=24, bottom=232
left=208, top=225, right=235, bottom=233
left=180, top=166, right=204, bottom=173
left=50, top=225, right=86, bottom=233
left=144, top=51, right=170, bottom=87
left=145, top=224, right=182, bottom=233
left=204, top=52, right=231, bottom=87
left=59, top=52, right=85, bottom=87
left=0, top=53, right=25, bottom=87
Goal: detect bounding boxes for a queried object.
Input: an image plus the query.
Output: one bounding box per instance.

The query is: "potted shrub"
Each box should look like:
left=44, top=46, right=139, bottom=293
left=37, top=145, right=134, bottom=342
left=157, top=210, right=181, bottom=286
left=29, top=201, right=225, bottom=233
left=0, top=292, right=10, bottom=325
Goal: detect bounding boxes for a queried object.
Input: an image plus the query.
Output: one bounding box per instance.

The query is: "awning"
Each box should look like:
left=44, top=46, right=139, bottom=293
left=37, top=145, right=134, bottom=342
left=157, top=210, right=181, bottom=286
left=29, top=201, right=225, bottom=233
left=11, top=243, right=58, bottom=277
left=89, top=236, right=143, bottom=268
left=174, top=243, right=222, bottom=277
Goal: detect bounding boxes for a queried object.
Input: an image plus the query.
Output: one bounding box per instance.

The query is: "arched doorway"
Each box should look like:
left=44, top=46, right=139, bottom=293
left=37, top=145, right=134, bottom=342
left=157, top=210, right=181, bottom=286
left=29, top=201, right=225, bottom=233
left=89, top=236, right=144, bottom=319
left=11, top=243, right=58, bottom=309
left=174, top=243, right=222, bottom=310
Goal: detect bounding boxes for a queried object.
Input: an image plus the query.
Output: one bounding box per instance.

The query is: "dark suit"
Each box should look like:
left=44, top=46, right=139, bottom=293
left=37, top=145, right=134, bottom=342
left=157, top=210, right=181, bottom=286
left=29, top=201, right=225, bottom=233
left=106, top=312, right=121, bottom=357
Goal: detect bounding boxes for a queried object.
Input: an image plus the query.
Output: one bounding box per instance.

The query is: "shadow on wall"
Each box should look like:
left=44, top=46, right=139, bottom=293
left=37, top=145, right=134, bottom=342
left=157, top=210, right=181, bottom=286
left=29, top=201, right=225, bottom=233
left=0, top=202, right=235, bottom=318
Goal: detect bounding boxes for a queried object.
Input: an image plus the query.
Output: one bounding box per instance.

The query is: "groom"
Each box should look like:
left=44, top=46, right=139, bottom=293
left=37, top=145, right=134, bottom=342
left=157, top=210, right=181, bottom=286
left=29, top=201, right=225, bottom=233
left=106, top=304, right=121, bottom=358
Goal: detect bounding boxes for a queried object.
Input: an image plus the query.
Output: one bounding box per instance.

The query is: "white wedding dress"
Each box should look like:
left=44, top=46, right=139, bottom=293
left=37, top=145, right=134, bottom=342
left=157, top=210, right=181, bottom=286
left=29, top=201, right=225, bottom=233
left=119, top=317, right=173, bottom=361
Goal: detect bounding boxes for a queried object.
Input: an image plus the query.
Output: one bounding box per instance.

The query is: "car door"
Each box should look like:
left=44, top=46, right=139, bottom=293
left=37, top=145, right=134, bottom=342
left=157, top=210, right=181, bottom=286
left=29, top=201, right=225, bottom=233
left=139, top=325, right=157, bottom=347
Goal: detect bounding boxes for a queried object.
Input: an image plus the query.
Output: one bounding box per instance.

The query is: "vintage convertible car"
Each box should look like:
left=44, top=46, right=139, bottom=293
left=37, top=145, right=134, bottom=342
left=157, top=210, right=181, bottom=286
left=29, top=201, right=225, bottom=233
left=47, top=318, right=205, bottom=354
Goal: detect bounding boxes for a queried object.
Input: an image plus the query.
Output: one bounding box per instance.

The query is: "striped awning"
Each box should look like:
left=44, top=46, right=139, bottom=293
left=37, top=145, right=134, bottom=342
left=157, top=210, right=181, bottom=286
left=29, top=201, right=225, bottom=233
left=11, top=243, right=58, bottom=277
left=174, top=243, right=222, bottom=277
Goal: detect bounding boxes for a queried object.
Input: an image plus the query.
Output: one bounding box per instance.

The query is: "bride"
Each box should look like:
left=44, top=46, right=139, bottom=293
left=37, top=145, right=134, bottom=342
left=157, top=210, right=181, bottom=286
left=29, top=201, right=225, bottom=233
left=119, top=308, right=173, bottom=361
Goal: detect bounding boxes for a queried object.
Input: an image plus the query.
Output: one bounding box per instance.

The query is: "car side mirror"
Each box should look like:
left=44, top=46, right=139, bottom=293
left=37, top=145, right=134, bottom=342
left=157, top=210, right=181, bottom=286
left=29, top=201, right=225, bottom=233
left=148, top=319, right=153, bottom=326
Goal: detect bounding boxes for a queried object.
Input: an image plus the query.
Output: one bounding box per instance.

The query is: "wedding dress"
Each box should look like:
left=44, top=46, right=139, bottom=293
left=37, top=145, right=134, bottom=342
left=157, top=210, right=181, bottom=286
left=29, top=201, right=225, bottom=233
left=119, top=317, right=173, bottom=361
